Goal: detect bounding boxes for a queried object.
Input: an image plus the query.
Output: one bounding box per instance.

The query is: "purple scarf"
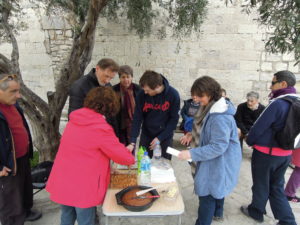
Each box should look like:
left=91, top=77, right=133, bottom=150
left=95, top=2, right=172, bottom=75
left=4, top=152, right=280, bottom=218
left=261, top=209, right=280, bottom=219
left=269, top=86, right=297, bottom=100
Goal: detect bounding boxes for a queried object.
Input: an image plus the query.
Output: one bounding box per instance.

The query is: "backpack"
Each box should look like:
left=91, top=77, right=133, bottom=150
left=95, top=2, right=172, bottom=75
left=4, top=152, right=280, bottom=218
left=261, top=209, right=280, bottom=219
left=275, top=96, right=300, bottom=150
left=31, top=161, right=53, bottom=184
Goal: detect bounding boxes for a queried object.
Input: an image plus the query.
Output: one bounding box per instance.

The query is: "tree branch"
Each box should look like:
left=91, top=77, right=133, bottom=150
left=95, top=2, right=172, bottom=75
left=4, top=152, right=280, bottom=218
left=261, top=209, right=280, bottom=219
left=1, top=2, right=50, bottom=116
left=20, top=83, right=50, bottom=114
left=0, top=53, right=12, bottom=73
left=1, top=8, right=20, bottom=75
left=50, top=0, right=109, bottom=115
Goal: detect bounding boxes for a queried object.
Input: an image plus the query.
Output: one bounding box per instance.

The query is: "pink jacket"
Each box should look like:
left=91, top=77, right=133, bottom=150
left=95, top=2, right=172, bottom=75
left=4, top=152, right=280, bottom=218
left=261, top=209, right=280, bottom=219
left=46, top=108, right=135, bottom=208
left=292, top=149, right=300, bottom=167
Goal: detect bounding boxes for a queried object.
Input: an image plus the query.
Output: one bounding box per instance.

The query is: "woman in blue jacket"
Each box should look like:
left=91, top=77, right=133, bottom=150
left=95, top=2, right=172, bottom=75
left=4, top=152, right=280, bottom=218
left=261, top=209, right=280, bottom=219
left=179, top=76, right=242, bottom=225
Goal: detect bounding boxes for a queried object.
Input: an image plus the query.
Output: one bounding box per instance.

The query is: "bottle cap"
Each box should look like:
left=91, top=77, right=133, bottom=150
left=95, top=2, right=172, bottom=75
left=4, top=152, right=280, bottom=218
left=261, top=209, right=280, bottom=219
left=144, top=151, right=148, bottom=156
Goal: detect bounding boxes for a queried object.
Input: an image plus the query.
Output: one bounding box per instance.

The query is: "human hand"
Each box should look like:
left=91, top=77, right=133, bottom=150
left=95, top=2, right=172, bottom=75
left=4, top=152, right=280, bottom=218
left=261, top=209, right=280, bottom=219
left=180, top=133, right=192, bottom=146
left=149, top=137, right=160, bottom=150
left=0, top=167, right=11, bottom=177
left=178, top=150, right=191, bottom=161
left=126, top=143, right=135, bottom=152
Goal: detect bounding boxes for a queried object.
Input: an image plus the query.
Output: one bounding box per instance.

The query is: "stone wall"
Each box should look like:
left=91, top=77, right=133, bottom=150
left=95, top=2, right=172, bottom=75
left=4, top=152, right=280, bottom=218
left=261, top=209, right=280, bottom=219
left=0, top=0, right=299, bottom=108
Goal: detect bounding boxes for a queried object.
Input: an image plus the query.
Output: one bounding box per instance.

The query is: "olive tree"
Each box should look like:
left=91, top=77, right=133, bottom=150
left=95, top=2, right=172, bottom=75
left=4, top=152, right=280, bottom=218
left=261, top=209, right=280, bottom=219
left=0, top=0, right=208, bottom=160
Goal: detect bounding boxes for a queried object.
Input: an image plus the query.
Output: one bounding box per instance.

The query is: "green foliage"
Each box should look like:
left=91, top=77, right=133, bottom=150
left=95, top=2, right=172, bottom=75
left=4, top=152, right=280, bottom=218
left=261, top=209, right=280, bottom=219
left=246, top=0, right=300, bottom=64
left=30, top=151, right=39, bottom=168
left=127, top=0, right=155, bottom=37
left=102, top=0, right=208, bottom=38
left=171, top=0, right=208, bottom=36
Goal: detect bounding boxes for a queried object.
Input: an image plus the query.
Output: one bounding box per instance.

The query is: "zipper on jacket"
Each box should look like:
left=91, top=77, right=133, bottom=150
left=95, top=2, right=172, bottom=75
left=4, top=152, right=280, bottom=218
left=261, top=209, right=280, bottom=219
left=8, top=128, right=17, bottom=176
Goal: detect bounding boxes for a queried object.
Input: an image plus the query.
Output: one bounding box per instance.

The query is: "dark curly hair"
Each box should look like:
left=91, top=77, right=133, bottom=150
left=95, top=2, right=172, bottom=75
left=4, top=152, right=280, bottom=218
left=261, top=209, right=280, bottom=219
left=84, top=87, right=120, bottom=117
left=191, top=76, right=222, bottom=102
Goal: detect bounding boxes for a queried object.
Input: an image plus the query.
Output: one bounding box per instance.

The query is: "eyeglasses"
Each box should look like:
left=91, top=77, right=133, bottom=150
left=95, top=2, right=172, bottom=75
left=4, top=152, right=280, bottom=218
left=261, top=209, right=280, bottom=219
left=271, top=80, right=281, bottom=86
left=0, top=74, right=17, bottom=84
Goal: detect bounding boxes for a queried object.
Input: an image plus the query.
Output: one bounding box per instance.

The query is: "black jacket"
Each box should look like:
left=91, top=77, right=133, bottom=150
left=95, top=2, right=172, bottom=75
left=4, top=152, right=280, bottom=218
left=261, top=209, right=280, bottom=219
left=0, top=104, right=33, bottom=174
left=234, top=102, right=265, bottom=135
left=68, top=68, right=111, bottom=114
left=68, top=68, right=118, bottom=135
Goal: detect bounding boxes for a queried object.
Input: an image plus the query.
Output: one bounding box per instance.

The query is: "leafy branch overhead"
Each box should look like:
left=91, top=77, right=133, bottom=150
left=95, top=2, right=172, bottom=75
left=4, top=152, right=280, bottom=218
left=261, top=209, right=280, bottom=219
left=47, top=0, right=208, bottom=38
left=246, top=0, right=300, bottom=64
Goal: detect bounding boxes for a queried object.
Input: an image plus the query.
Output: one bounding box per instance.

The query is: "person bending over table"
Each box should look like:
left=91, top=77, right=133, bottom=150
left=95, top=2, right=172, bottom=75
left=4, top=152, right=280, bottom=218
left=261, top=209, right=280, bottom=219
left=46, top=87, right=135, bottom=225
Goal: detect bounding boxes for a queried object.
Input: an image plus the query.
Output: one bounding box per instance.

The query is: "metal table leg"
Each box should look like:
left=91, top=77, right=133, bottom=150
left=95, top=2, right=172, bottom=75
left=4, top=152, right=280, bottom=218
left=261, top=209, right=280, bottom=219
left=178, top=215, right=182, bottom=225
left=105, top=215, right=108, bottom=225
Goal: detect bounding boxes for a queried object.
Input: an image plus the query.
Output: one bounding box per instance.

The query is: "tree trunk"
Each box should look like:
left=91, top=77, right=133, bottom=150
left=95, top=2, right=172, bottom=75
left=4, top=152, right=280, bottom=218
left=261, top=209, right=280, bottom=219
left=1, top=0, right=109, bottom=162
left=29, top=111, right=61, bottom=161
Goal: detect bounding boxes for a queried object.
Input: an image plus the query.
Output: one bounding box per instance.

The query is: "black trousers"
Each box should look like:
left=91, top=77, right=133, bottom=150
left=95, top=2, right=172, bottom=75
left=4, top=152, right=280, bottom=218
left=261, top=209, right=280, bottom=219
left=0, top=154, right=33, bottom=225
left=139, top=133, right=173, bottom=160
left=248, top=150, right=296, bottom=225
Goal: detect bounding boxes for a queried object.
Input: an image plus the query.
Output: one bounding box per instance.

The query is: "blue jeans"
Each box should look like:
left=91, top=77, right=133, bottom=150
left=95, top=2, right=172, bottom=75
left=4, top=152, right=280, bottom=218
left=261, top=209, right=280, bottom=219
left=60, top=205, right=96, bottom=225
left=195, top=195, right=224, bottom=225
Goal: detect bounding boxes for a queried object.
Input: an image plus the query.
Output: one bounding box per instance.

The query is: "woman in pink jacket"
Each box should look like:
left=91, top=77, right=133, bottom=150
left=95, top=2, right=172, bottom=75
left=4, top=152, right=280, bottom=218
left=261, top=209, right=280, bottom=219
left=46, top=87, right=135, bottom=225
left=285, top=149, right=300, bottom=202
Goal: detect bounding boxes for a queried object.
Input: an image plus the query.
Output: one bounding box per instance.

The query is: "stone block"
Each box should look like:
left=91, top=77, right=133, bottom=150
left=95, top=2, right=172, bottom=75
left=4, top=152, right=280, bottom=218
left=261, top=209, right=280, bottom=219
left=231, top=71, right=259, bottom=81
left=282, top=53, right=295, bottom=61
left=266, top=53, right=282, bottom=62
left=41, top=16, right=65, bottom=30
left=64, top=30, right=73, bottom=38
left=240, top=60, right=260, bottom=71
left=275, top=62, right=288, bottom=71
left=216, top=25, right=237, bottom=34
left=28, top=30, right=45, bottom=42
left=238, top=25, right=258, bottom=34
left=201, top=25, right=216, bottom=34
left=93, top=44, right=105, bottom=56
left=252, top=81, right=267, bottom=91
left=261, top=62, right=273, bottom=71
left=288, top=62, right=299, bottom=73
left=260, top=71, right=273, bottom=82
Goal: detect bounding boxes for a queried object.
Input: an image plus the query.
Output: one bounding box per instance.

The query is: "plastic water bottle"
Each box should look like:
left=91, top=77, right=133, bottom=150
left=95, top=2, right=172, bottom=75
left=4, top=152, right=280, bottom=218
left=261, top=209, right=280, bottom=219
left=137, top=146, right=145, bottom=175
left=139, top=152, right=151, bottom=186
left=153, top=141, right=162, bottom=160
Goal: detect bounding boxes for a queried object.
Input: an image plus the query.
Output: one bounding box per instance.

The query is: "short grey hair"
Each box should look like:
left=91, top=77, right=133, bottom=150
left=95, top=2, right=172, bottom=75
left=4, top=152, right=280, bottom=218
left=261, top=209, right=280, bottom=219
left=246, top=91, right=259, bottom=99
left=0, top=73, right=19, bottom=91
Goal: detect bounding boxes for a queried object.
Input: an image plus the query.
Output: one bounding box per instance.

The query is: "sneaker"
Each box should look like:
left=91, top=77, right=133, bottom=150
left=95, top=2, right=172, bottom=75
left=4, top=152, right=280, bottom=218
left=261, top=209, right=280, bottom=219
left=240, top=206, right=263, bottom=223
left=213, top=216, right=224, bottom=222
left=25, top=210, right=42, bottom=221
left=286, top=195, right=300, bottom=203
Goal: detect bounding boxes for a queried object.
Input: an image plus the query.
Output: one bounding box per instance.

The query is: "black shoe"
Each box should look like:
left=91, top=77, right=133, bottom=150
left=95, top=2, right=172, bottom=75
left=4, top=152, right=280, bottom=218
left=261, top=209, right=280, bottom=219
left=240, top=206, right=263, bottom=223
left=213, top=216, right=224, bottom=222
left=286, top=195, right=300, bottom=203
left=25, top=210, right=42, bottom=221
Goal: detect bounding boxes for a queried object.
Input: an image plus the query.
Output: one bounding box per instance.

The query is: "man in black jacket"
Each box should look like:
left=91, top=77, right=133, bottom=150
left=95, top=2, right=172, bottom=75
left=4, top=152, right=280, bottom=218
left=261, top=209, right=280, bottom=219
left=68, top=58, right=119, bottom=134
left=68, top=58, right=119, bottom=114
left=0, top=73, right=41, bottom=225
left=234, top=91, right=265, bottom=149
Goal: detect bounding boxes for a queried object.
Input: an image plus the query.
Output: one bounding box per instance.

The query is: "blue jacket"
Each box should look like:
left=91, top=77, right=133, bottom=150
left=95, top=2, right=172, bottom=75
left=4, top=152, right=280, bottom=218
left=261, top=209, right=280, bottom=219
left=190, top=98, right=241, bottom=199
left=246, top=94, right=300, bottom=148
left=130, top=75, right=180, bottom=143
left=0, top=104, right=33, bottom=174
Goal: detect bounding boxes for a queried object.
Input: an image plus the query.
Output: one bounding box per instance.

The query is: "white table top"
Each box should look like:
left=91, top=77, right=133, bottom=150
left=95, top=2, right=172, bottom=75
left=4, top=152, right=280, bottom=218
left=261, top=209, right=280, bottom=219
left=102, top=183, right=184, bottom=217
